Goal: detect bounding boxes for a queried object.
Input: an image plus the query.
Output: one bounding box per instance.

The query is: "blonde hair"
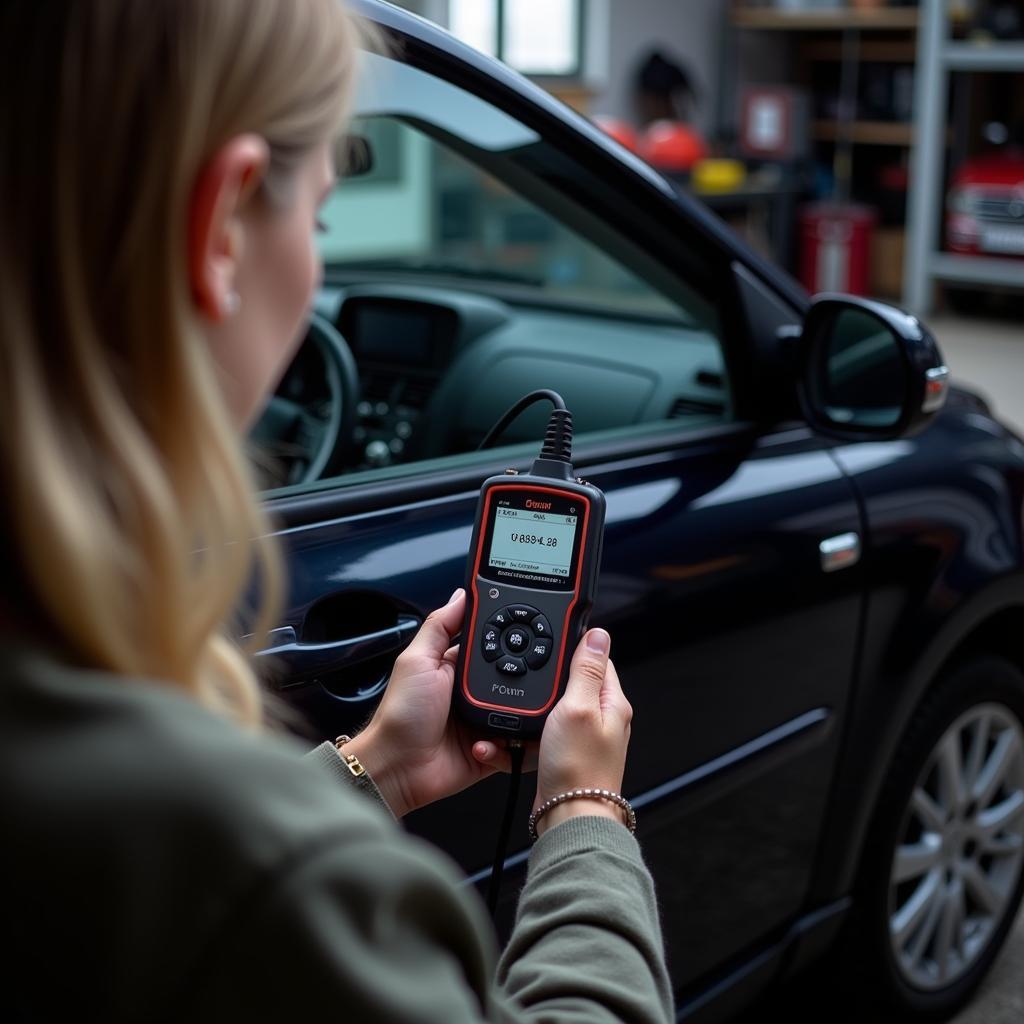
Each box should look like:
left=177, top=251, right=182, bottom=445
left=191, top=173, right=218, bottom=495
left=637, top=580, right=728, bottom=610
left=0, top=0, right=360, bottom=727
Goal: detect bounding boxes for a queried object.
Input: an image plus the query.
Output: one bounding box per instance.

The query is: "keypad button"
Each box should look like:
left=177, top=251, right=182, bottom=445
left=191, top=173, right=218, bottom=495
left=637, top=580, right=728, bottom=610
left=489, top=608, right=511, bottom=628
left=482, top=627, right=499, bottom=644
left=504, top=627, right=529, bottom=654
left=507, top=605, right=535, bottom=623
left=530, top=614, right=552, bottom=639
left=524, top=636, right=552, bottom=669
left=494, top=656, right=526, bottom=676
left=481, top=639, right=501, bottom=662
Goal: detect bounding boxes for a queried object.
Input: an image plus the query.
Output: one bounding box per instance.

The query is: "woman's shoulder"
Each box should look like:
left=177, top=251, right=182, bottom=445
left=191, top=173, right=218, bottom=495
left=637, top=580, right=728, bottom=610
left=0, top=642, right=393, bottom=866
left=0, top=647, right=493, bottom=1016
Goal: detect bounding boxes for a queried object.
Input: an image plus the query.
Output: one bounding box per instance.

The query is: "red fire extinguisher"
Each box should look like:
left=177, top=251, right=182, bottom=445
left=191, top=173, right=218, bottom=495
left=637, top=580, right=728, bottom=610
left=799, top=203, right=877, bottom=296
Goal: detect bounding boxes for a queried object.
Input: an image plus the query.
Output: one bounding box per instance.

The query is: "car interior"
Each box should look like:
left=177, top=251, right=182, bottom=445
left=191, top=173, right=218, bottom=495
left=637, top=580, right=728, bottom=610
left=251, top=50, right=731, bottom=491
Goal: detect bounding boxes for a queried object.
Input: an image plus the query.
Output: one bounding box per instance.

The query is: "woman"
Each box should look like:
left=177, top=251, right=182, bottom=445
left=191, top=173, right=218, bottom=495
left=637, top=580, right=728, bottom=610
left=0, top=2, right=672, bottom=1020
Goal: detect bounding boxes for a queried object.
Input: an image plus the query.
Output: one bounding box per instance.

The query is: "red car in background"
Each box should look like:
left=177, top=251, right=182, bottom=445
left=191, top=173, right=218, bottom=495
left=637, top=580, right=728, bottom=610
left=947, top=150, right=1024, bottom=258
left=944, top=141, right=1024, bottom=312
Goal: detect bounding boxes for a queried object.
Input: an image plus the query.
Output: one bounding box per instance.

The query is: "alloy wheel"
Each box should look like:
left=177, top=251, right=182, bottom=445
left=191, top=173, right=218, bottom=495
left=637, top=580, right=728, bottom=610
left=888, top=703, right=1024, bottom=990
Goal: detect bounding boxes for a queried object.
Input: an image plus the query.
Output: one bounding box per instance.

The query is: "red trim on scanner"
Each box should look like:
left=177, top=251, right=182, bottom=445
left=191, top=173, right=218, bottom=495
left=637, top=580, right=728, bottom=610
left=461, top=484, right=591, bottom=716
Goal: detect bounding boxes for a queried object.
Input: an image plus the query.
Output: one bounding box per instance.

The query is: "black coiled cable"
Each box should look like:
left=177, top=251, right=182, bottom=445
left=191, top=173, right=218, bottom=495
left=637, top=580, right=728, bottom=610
left=477, top=389, right=568, bottom=453
left=486, top=741, right=526, bottom=917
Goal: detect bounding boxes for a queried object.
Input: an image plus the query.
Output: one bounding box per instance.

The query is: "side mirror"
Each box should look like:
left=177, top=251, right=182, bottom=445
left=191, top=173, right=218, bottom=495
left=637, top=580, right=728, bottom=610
left=798, top=294, right=949, bottom=441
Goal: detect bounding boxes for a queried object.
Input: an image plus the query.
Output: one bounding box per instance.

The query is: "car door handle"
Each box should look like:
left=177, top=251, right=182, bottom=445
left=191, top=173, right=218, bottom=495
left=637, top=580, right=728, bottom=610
left=256, top=615, right=420, bottom=682
left=819, top=532, right=861, bottom=573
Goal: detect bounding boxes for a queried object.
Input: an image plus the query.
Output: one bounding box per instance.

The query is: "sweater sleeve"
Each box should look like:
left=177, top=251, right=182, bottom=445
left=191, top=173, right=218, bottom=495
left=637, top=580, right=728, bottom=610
left=302, top=741, right=673, bottom=1021
left=181, top=807, right=672, bottom=1024
left=496, top=815, right=674, bottom=1022
left=305, top=739, right=395, bottom=818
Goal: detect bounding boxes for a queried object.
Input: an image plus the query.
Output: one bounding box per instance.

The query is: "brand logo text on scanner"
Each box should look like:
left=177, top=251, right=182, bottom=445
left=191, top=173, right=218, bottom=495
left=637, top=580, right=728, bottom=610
left=525, top=499, right=552, bottom=510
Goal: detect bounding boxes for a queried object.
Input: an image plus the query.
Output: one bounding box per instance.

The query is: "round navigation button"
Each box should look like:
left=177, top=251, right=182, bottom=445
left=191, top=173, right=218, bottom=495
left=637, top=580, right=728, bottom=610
left=504, top=627, right=529, bottom=654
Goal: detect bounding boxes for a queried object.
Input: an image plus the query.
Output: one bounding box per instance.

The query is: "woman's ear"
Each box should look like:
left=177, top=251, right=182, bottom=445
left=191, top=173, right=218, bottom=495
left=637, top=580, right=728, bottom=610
left=188, top=134, right=270, bottom=322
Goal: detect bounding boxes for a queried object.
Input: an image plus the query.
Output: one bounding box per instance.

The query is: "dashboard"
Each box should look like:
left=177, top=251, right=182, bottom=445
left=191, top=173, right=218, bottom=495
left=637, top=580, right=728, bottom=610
left=312, top=282, right=728, bottom=474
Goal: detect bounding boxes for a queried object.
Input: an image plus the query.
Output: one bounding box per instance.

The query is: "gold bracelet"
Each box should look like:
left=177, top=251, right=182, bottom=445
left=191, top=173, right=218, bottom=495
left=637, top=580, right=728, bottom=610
left=529, top=788, right=636, bottom=841
left=333, top=734, right=366, bottom=778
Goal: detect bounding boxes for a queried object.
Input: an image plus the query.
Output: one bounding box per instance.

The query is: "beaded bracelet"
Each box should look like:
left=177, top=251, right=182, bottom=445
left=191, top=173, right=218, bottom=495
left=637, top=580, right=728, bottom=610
left=528, top=788, right=637, bottom=841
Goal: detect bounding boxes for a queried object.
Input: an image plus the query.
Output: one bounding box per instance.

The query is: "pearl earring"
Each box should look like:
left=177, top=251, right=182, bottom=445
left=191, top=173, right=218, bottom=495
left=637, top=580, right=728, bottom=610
left=223, top=290, right=241, bottom=316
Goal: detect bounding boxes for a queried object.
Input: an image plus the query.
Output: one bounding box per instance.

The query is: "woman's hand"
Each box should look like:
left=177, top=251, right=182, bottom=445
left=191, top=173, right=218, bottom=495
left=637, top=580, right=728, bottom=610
left=343, top=589, right=520, bottom=817
left=533, top=628, right=633, bottom=837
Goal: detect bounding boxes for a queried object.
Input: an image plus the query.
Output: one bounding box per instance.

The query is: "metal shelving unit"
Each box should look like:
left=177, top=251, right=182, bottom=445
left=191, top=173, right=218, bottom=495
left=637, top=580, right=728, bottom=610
left=731, top=8, right=921, bottom=30
left=812, top=119, right=914, bottom=145
left=943, top=41, right=1024, bottom=70
left=729, top=4, right=928, bottom=292
left=903, top=3, right=1024, bottom=314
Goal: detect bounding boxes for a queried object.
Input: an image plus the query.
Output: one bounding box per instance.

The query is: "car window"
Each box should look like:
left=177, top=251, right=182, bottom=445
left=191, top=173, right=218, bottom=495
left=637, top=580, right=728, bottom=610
left=255, top=52, right=730, bottom=495
left=320, top=116, right=684, bottom=321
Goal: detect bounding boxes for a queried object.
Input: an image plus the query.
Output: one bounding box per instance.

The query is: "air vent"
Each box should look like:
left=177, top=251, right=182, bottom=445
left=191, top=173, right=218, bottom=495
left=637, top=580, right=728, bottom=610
left=668, top=396, right=724, bottom=419
left=696, top=369, right=723, bottom=388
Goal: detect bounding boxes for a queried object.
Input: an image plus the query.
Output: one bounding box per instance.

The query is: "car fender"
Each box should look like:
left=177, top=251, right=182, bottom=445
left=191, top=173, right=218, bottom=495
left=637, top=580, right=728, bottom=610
left=808, top=412, right=1024, bottom=907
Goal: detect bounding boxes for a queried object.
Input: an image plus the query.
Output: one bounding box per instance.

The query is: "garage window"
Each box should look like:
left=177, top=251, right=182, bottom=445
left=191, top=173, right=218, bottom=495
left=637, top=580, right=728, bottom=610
left=449, top=0, right=584, bottom=78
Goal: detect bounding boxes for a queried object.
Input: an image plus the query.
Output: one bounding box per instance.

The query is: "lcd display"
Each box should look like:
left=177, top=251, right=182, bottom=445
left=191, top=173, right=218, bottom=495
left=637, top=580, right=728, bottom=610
left=488, top=507, right=577, bottom=578
left=352, top=305, right=433, bottom=364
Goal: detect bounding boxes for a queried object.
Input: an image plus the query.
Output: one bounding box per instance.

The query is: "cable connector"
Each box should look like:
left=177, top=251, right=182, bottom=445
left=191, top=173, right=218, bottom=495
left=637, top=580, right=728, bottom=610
left=531, top=408, right=574, bottom=480
left=477, top=389, right=576, bottom=481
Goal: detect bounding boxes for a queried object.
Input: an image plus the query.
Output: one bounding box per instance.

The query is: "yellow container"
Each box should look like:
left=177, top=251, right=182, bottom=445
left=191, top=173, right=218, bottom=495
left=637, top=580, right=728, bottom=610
left=692, top=158, right=746, bottom=193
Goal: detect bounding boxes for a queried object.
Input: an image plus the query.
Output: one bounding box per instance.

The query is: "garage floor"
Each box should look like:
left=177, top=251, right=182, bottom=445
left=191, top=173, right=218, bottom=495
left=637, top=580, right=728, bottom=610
left=932, top=314, right=1024, bottom=436
left=931, top=313, right=1024, bottom=1024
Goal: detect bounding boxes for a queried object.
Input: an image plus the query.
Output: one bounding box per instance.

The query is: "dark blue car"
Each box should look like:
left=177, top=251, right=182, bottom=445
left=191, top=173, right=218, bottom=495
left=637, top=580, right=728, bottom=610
left=251, top=3, right=1024, bottom=1019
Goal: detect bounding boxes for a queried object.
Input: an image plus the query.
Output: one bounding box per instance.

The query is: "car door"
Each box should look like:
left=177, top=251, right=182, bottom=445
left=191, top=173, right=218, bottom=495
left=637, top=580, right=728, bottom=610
left=256, top=18, right=865, bottom=1006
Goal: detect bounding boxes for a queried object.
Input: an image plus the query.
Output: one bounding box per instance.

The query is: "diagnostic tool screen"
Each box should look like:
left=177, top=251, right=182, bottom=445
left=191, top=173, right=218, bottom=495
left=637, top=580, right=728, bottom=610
left=488, top=507, right=578, bottom=578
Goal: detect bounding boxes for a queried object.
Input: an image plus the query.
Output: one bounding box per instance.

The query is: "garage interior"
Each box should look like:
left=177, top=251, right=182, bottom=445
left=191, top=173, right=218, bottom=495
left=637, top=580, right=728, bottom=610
left=394, top=2, right=1024, bottom=1020
left=396, top=0, right=1023, bottom=426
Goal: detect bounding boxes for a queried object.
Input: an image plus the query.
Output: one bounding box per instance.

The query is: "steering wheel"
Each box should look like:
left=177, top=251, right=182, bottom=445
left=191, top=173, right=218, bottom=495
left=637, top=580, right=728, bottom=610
left=250, top=312, right=359, bottom=487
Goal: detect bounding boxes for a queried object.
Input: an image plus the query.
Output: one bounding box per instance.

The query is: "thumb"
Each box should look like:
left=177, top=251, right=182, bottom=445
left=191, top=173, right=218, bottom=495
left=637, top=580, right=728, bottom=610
left=562, top=628, right=610, bottom=704
left=401, top=588, right=465, bottom=666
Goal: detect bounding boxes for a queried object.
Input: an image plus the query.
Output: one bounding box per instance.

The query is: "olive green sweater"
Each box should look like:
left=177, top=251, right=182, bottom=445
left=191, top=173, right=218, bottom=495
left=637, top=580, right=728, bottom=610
left=0, top=645, right=672, bottom=1022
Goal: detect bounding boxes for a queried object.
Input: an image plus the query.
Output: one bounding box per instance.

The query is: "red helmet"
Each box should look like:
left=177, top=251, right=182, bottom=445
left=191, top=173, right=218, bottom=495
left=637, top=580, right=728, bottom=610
left=640, top=119, right=707, bottom=171
left=592, top=115, right=639, bottom=153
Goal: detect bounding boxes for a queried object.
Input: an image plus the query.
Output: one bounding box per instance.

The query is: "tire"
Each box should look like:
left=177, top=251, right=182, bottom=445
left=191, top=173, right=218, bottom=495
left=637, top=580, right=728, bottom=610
left=837, top=655, right=1024, bottom=1022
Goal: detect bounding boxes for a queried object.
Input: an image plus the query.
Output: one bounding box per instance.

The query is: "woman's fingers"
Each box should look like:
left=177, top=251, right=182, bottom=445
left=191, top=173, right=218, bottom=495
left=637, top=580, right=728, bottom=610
left=598, top=656, right=632, bottom=723
left=396, top=589, right=465, bottom=668
left=472, top=740, right=539, bottom=775
left=562, top=628, right=611, bottom=706
left=533, top=627, right=629, bottom=805
left=560, top=629, right=631, bottom=729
